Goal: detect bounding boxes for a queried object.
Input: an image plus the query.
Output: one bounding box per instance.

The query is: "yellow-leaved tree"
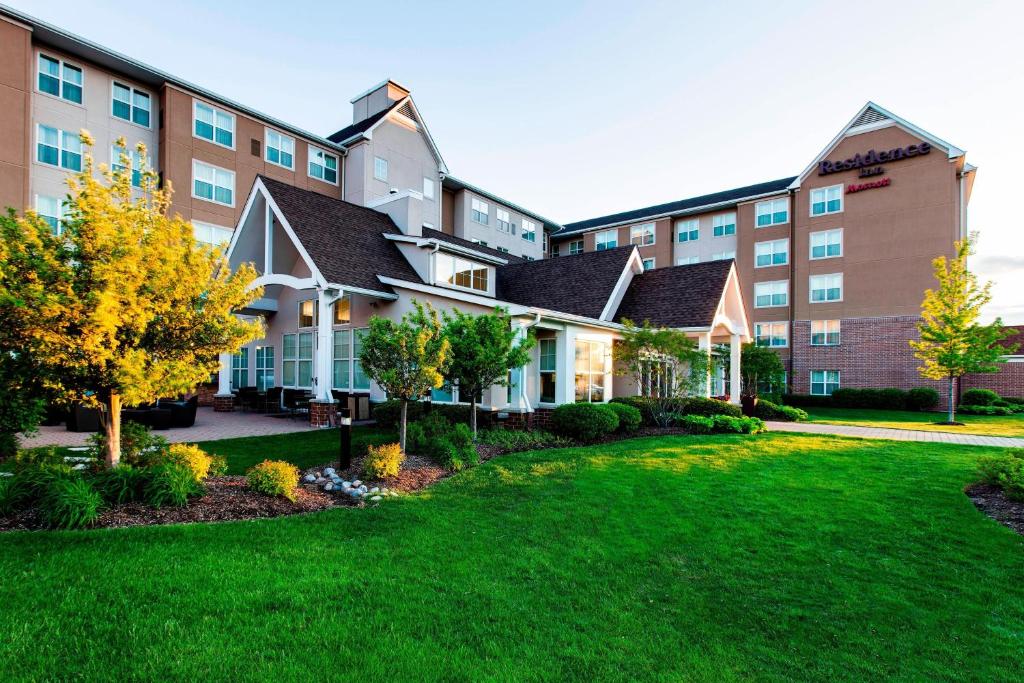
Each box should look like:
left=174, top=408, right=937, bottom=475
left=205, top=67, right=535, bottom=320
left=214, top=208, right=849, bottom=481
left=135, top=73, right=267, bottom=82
left=10, top=133, right=263, bottom=465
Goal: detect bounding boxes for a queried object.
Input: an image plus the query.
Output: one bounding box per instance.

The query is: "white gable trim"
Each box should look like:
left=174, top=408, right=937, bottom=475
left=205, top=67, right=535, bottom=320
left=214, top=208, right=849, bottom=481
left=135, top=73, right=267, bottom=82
left=709, top=262, right=750, bottom=340
left=599, top=248, right=646, bottom=321
left=334, top=96, right=448, bottom=174
left=382, top=233, right=510, bottom=265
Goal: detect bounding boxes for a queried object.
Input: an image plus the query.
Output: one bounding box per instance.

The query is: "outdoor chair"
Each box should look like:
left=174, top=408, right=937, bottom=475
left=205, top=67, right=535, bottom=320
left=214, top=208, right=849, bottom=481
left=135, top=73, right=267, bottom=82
left=263, top=387, right=284, bottom=413
left=66, top=403, right=101, bottom=433
left=157, top=396, right=199, bottom=428
left=235, top=386, right=259, bottom=412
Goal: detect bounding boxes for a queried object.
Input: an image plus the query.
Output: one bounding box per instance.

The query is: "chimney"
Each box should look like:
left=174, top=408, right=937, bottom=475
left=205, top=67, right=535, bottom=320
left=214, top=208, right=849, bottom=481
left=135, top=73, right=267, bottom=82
left=368, top=190, right=424, bottom=238
left=351, top=79, right=410, bottom=124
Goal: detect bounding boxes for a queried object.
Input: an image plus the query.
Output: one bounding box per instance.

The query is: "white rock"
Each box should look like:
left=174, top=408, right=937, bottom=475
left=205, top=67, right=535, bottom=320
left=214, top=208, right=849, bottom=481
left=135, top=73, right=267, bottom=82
left=315, top=477, right=327, bottom=484
left=342, top=481, right=352, bottom=488
left=304, top=474, right=316, bottom=483
left=324, top=467, right=336, bottom=476
left=370, top=495, right=383, bottom=501
left=370, top=487, right=380, bottom=494
left=348, top=488, right=361, bottom=497
left=352, top=480, right=362, bottom=487
left=358, top=485, right=368, bottom=493
left=67, top=446, right=90, bottom=452
left=324, top=482, right=334, bottom=491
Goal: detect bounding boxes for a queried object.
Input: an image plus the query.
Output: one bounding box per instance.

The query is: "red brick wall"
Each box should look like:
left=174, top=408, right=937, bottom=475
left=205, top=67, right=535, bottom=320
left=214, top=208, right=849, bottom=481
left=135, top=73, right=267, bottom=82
left=963, top=360, right=1024, bottom=400
left=500, top=408, right=555, bottom=431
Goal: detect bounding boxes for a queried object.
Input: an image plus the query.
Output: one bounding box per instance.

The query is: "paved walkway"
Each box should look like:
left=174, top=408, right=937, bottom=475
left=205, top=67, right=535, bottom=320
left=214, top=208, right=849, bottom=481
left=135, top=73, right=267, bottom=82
left=767, top=420, right=1024, bottom=448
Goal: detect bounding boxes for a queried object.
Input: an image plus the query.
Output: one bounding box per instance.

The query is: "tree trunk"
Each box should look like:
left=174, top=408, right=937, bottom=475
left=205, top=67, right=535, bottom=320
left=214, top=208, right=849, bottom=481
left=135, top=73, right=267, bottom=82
left=399, top=399, right=408, bottom=454
left=103, top=393, right=122, bottom=467
left=948, top=376, right=956, bottom=424
left=470, top=397, right=478, bottom=439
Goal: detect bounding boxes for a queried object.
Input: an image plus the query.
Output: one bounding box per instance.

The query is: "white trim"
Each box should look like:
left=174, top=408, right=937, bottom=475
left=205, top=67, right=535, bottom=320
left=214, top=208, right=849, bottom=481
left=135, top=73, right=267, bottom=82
left=34, top=50, right=84, bottom=106
left=753, top=280, right=789, bottom=309
left=250, top=273, right=318, bottom=291
left=754, top=321, right=789, bottom=348
left=809, top=228, right=843, bottom=260
left=192, top=98, right=236, bottom=150
left=809, top=273, right=844, bottom=304
left=191, top=159, right=236, bottom=208
left=599, top=249, right=644, bottom=321
left=629, top=222, right=656, bottom=247
left=754, top=238, right=789, bottom=269
left=110, top=79, right=152, bottom=129
left=808, top=184, right=844, bottom=217
left=334, top=95, right=449, bottom=174
left=348, top=79, right=410, bottom=103
left=265, top=128, right=296, bottom=170
left=307, top=144, right=340, bottom=186
left=381, top=232, right=510, bottom=265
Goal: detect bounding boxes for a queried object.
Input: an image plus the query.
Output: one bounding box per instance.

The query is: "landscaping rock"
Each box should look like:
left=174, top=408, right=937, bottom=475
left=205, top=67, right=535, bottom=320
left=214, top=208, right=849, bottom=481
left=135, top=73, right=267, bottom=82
left=370, top=487, right=380, bottom=494
left=353, top=480, right=362, bottom=487
left=342, top=481, right=352, bottom=489
left=324, top=467, right=335, bottom=477
left=370, top=495, right=383, bottom=502
left=358, top=485, right=368, bottom=493
left=304, top=474, right=316, bottom=483
left=324, top=482, right=334, bottom=491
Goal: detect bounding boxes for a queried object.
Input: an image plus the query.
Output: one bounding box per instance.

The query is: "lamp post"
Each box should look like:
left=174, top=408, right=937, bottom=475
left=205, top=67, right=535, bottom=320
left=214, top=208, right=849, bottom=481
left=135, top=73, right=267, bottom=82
left=338, top=407, right=352, bottom=470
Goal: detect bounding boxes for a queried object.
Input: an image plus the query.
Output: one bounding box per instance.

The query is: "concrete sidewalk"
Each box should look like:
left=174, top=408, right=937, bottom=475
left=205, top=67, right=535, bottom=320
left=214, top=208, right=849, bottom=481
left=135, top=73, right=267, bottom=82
left=766, top=420, right=1024, bottom=448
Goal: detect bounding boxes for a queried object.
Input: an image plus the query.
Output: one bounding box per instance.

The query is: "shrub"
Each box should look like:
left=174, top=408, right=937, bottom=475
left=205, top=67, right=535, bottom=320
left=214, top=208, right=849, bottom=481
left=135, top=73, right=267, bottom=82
left=681, top=397, right=743, bottom=418
left=907, top=387, right=940, bottom=412
left=959, top=404, right=1013, bottom=416
left=477, top=429, right=573, bottom=452
left=754, top=400, right=808, bottom=422
left=246, top=460, right=299, bottom=501
left=680, top=414, right=765, bottom=435
left=962, top=388, right=1000, bottom=407
left=364, top=442, right=405, bottom=479
left=371, top=400, right=424, bottom=430
left=88, top=421, right=169, bottom=467
left=783, top=394, right=833, bottom=408
left=422, top=424, right=478, bottom=471
left=977, top=450, right=1024, bottom=501
left=208, top=454, right=228, bottom=477
left=679, top=415, right=714, bottom=434
left=90, top=465, right=148, bottom=505
left=39, top=476, right=103, bottom=529
left=3, top=462, right=75, bottom=512
left=550, top=403, right=619, bottom=442
left=405, top=422, right=427, bottom=453
left=0, top=476, right=27, bottom=515
left=164, top=443, right=212, bottom=482
left=609, top=396, right=659, bottom=426
left=145, top=462, right=204, bottom=508
left=606, top=403, right=642, bottom=432
left=831, top=388, right=908, bottom=410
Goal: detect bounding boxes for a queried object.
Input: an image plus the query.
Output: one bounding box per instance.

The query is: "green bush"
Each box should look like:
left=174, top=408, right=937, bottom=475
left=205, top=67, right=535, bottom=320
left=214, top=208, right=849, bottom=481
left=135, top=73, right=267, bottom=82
left=550, top=403, right=619, bottom=442
left=831, top=388, right=908, bottom=410
left=754, top=400, right=808, bottom=422
left=0, top=476, right=28, bottom=515
left=680, top=415, right=714, bottom=434
left=145, top=462, right=204, bottom=508
left=907, top=387, right=940, bottom=412
left=405, top=422, right=427, bottom=453
left=783, top=394, right=834, bottom=408
left=423, top=423, right=478, bottom=471
left=40, top=476, right=103, bottom=530
left=476, top=429, right=573, bottom=452
left=88, top=421, right=169, bottom=467
left=2, top=462, right=76, bottom=513
left=246, top=460, right=299, bottom=501
left=681, top=397, right=743, bottom=418
left=962, top=389, right=1000, bottom=407
left=959, top=404, right=1013, bottom=416
left=977, top=449, right=1024, bottom=501
left=609, top=396, right=659, bottom=426
left=606, top=403, right=642, bottom=432
left=680, top=414, right=765, bottom=435
left=371, top=400, right=425, bottom=430
left=208, top=454, right=228, bottom=478
left=90, top=465, right=148, bottom=505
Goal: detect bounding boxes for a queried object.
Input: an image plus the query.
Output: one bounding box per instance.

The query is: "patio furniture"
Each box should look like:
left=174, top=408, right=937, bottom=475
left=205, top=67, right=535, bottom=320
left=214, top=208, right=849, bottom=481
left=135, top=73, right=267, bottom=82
left=66, top=403, right=101, bottom=433
left=235, top=386, right=260, bottom=412
left=263, top=387, right=284, bottom=413
left=283, top=389, right=312, bottom=420
left=331, top=391, right=371, bottom=421
left=122, top=405, right=173, bottom=430
left=157, top=396, right=199, bottom=428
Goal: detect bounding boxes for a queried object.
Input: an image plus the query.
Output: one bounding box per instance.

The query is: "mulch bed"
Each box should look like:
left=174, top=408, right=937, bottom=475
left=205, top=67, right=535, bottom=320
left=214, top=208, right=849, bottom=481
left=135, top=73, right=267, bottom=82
left=966, top=483, right=1024, bottom=536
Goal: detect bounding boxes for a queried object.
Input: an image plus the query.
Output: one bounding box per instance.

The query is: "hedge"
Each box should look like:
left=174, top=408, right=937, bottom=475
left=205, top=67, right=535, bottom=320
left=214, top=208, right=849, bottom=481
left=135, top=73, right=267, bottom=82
left=550, top=404, right=619, bottom=442
left=753, top=400, right=808, bottom=422
left=961, top=389, right=1000, bottom=407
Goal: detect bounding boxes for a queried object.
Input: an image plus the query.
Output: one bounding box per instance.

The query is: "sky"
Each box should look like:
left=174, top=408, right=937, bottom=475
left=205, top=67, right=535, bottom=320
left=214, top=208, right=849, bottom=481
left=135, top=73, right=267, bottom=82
left=10, top=0, right=1024, bottom=322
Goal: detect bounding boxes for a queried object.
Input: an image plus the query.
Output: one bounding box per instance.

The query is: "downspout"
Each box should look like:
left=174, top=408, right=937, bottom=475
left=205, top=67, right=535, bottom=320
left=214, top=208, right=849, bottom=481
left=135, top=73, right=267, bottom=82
left=339, top=145, right=349, bottom=202
left=787, top=188, right=796, bottom=395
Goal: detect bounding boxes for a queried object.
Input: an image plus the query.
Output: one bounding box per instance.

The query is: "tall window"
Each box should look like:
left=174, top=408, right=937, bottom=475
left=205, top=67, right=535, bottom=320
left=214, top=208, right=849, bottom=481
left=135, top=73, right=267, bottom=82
left=754, top=281, right=788, bottom=308
left=630, top=223, right=655, bottom=246
left=755, top=198, right=788, bottom=226
left=36, top=125, right=82, bottom=171
left=810, top=185, right=842, bottom=216
left=713, top=212, right=736, bottom=237
left=374, top=156, right=389, bottom=181
left=231, top=348, right=249, bottom=390
left=569, top=240, right=584, bottom=255
left=255, top=346, right=274, bottom=391
left=539, top=338, right=557, bottom=404
left=38, top=54, right=82, bottom=104
left=755, top=322, right=788, bottom=347
left=353, top=328, right=370, bottom=390
left=111, top=144, right=144, bottom=187
left=471, top=198, right=489, bottom=224
left=755, top=239, right=789, bottom=267
left=193, top=101, right=235, bottom=148
left=496, top=209, right=511, bottom=232
left=192, top=160, right=234, bottom=206
left=574, top=340, right=607, bottom=403
left=712, top=251, right=736, bottom=261
left=283, top=332, right=313, bottom=388
left=193, top=221, right=232, bottom=246
left=676, top=218, right=699, bottom=242
left=522, top=219, right=537, bottom=242
left=333, top=294, right=351, bottom=324
left=435, top=254, right=489, bottom=292
left=677, top=256, right=699, bottom=265
left=308, top=147, right=339, bottom=184
left=265, top=130, right=295, bottom=169
left=810, top=229, right=843, bottom=259
left=34, top=195, right=63, bottom=235
left=810, top=320, right=841, bottom=346
left=333, top=329, right=351, bottom=389
left=809, top=273, right=843, bottom=302
left=810, top=370, right=840, bottom=396
left=423, top=177, right=435, bottom=199
left=298, top=300, right=316, bottom=328
left=112, top=82, right=151, bottom=127
left=595, top=229, right=617, bottom=251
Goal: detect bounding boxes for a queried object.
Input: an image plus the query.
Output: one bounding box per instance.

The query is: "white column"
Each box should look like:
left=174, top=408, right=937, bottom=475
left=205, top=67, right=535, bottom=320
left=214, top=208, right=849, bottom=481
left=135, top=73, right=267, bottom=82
left=508, top=322, right=533, bottom=413
left=216, top=352, right=232, bottom=396
left=313, top=288, right=336, bottom=401
left=556, top=325, right=577, bottom=404
left=698, top=332, right=713, bottom=397
left=729, top=333, right=742, bottom=405
left=264, top=199, right=273, bottom=275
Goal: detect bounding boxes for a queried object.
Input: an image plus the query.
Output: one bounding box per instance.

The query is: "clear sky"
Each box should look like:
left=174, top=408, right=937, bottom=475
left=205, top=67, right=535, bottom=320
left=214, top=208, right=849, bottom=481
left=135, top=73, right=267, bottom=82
left=10, top=0, right=1023, bottom=321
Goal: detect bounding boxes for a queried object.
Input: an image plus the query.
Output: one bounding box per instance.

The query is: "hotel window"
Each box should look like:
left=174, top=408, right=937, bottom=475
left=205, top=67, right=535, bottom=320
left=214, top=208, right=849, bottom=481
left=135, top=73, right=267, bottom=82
left=595, top=229, right=617, bottom=251
left=539, top=338, right=557, bottom=404
left=353, top=328, right=370, bottom=390
left=38, top=54, right=83, bottom=104
left=436, top=253, right=489, bottom=292
left=471, top=198, right=489, bottom=224
left=193, top=221, right=232, bottom=246
left=36, top=125, right=82, bottom=171
left=713, top=212, right=736, bottom=237
left=755, top=322, right=788, bottom=347
left=333, top=294, right=351, bottom=325
left=298, top=299, right=316, bottom=328
left=642, top=258, right=656, bottom=271
left=810, top=370, right=840, bottom=396
left=283, top=332, right=314, bottom=388
left=265, top=130, right=295, bottom=169
left=524, top=255, right=535, bottom=261
left=308, top=147, right=339, bottom=184
left=231, top=349, right=249, bottom=389
left=35, top=195, right=63, bottom=235
left=810, top=229, right=843, bottom=259
left=192, top=160, right=234, bottom=206
left=630, top=223, right=655, bottom=246
left=423, top=177, right=435, bottom=199
left=810, top=320, right=841, bottom=346
left=496, top=246, right=510, bottom=254
left=810, top=273, right=843, bottom=302
left=374, top=156, right=389, bottom=181
left=676, top=256, right=699, bottom=266
left=754, top=281, right=788, bottom=308
left=712, top=251, right=736, bottom=261
left=522, top=219, right=537, bottom=242
left=755, top=239, right=789, bottom=267
left=810, top=184, right=843, bottom=216
left=112, top=82, right=151, bottom=127
left=496, top=209, right=512, bottom=233
left=470, top=239, right=488, bottom=247
left=111, top=144, right=144, bottom=187
left=755, top=198, right=789, bottom=227
left=676, top=218, right=699, bottom=242
left=569, top=240, right=584, bottom=255
left=332, top=329, right=351, bottom=389
left=255, top=346, right=274, bottom=392
left=574, top=340, right=607, bottom=403
left=193, top=101, right=235, bottom=148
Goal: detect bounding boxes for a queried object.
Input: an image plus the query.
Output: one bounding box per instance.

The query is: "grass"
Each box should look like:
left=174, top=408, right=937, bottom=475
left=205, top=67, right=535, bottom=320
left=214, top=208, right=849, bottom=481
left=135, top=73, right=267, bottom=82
left=1, top=432, right=1023, bottom=681
left=804, top=407, right=1024, bottom=437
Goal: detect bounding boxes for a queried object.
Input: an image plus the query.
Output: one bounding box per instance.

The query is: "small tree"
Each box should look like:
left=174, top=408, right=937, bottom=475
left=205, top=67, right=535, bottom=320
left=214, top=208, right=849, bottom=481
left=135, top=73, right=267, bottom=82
left=442, top=308, right=535, bottom=438
left=910, top=237, right=1017, bottom=423
left=724, top=343, right=786, bottom=400
left=359, top=300, right=449, bottom=451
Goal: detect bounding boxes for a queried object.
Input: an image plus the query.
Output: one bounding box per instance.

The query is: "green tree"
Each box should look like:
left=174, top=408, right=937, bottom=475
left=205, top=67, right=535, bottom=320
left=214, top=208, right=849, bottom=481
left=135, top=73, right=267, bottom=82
left=0, top=133, right=263, bottom=465
left=724, top=343, right=786, bottom=399
left=442, top=308, right=535, bottom=437
left=910, top=237, right=1017, bottom=423
left=359, top=300, right=450, bottom=452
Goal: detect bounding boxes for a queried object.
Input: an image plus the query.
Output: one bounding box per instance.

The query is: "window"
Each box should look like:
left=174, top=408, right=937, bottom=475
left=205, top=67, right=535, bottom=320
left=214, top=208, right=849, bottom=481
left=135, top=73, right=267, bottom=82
left=810, top=273, right=843, bottom=302
left=551, top=244, right=560, bottom=257
left=282, top=332, right=314, bottom=388
left=436, top=253, right=489, bottom=292
left=595, top=229, right=617, bottom=251
left=641, top=359, right=677, bottom=398
left=193, top=221, right=232, bottom=246
left=539, top=338, right=557, bottom=404
left=810, top=370, right=840, bottom=396
left=755, top=322, right=788, bottom=347
left=423, top=177, right=435, bottom=199
left=231, top=348, right=249, bottom=390
left=332, top=329, right=351, bottom=389
left=642, top=258, right=655, bottom=271
left=36, top=125, right=82, bottom=171
left=353, top=328, right=370, bottom=390
left=111, top=144, right=145, bottom=187
left=112, top=82, right=151, bottom=127
left=470, top=239, right=488, bottom=247
left=543, top=231, right=549, bottom=252
left=255, top=346, right=274, bottom=392
left=575, top=340, right=607, bottom=403
left=374, top=156, right=389, bottom=181
left=298, top=300, right=316, bottom=328
left=630, top=223, right=655, bottom=246
left=431, top=383, right=455, bottom=403
left=265, top=130, right=294, bottom=169
left=755, top=239, right=789, bottom=267
left=811, top=320, right=841, bottom=346
left=193, top=101, right=235, bottom=148
left=712, top=251, right=736, bottom=261
left=522, top=219, right=537, bottom=242
left=569, top=240, right=583, bottom=255
left=810, top=184, right=843, bottom=216
left=333, top=294, right=351, bottom=325
left=471, top=198, right=489, bottom=224
left=676, top=218, right=699, bottom=242
left=192, top=160, right=234, bottom=206
left=34, top=195, right=63, bottom=235
left=308, top=147, right=339, bottom=184
left=713, top=212, right=736, bottom=237
left=38, top=54, right=82, bottom=104
left=810, top=229, right=843, bottom=259
left=523, top=255, right=535, bottom=261
left=755, top=198, right=789, bottom=226
left=754, top=281, right=788, bottom=308
left=496, top=246, right=510, bottom=254
left=496, top=209, right=511, bottom=233
left=676, top=256, right=699, bottom=266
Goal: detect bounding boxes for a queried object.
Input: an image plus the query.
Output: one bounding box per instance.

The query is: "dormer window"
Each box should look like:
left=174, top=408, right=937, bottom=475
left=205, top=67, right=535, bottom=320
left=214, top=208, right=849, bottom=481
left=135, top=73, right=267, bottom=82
left=435, top=253, right=490, bottom=293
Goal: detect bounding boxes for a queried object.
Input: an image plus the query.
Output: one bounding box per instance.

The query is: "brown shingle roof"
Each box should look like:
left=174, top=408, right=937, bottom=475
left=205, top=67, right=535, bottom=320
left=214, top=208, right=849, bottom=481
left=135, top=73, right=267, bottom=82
left=421, top=228, right=526, bottom=264
left=998, top=325, right=1024, bottom=352
left=615, top=259, right=733, bottom=328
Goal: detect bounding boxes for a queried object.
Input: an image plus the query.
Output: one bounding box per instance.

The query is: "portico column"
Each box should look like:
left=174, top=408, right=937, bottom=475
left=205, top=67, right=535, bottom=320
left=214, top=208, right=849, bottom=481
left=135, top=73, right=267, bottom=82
left=213, top=352, right=234, bottom=412
left=556, top=325, right=577, bottom=404
left=310, top=287, right=338, bottom=426
left=508, top=322, right=532, bottom=413
left=698, top=332, right=712, bottom=398
left=729, top=333, right=742, bottom=405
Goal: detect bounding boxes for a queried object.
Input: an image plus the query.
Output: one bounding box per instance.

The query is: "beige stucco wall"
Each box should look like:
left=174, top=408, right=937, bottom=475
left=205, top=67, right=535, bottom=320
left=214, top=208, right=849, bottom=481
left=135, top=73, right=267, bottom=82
left=451, top=188, right=545, bottom=259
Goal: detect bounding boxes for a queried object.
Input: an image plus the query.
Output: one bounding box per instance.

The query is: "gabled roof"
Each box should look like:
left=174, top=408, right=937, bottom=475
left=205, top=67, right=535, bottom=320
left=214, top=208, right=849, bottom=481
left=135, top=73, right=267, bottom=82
left=257, top=176, right=422, bottom=293
left=421, top=227, right=526, bottom=264
left=442, top=176, right=565, bottom=232
left=496, top=246, right=639, bottom=319
left=326, top=95, right=448, bottom=174
left=558, top=177, right=796, bottom=236
left=614, top=259, right=734, bottom=329
left=326, top=103, right=401, bottom=144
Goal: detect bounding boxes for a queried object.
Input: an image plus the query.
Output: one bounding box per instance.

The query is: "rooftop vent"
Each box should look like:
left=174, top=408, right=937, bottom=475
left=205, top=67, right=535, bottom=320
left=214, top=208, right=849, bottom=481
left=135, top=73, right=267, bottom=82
left=396, top=100, right=417, bottom=124
left=850, top=106, right=890, bottom=128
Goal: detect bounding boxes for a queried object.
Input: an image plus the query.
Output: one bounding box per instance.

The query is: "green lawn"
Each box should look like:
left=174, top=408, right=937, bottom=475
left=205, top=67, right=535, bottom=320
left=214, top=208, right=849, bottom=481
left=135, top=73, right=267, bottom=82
left=2, top=432, right=1023, bottom=681
left=804, top=407, right=1024, bottom=438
